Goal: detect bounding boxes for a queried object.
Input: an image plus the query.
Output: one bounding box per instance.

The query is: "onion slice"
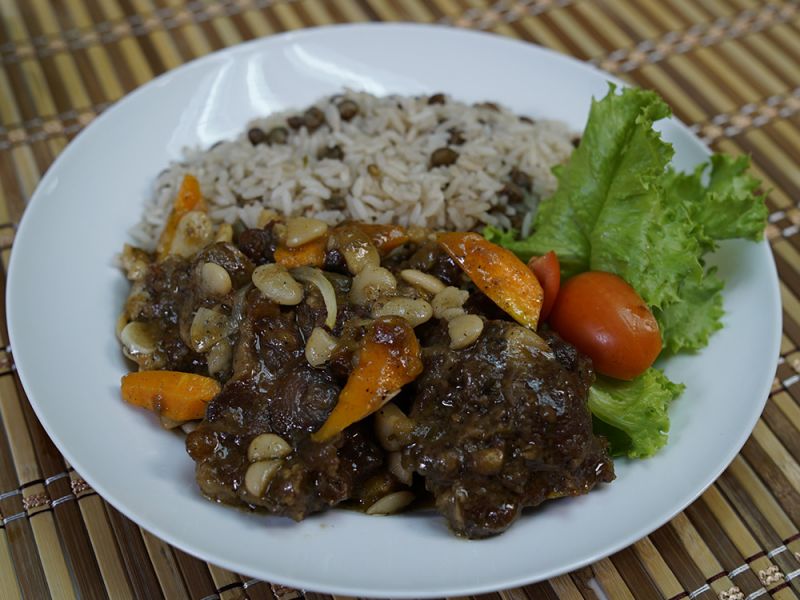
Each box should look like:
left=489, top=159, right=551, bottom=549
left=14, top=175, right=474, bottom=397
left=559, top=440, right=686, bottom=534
left=227, top=284, right=251, bottom=335
left=291, top=267, right=338, bottom=329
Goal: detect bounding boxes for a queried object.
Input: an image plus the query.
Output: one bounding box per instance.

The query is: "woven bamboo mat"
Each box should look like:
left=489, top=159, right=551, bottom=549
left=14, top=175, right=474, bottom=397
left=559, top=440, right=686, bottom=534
left=0, top=0, right=798, bottom=598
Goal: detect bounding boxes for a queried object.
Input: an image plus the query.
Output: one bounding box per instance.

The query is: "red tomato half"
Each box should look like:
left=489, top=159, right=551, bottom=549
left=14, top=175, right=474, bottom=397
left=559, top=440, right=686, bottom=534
left=528, top=251, right=560, bottom=321
left=549, top=271, right=662, bottom=380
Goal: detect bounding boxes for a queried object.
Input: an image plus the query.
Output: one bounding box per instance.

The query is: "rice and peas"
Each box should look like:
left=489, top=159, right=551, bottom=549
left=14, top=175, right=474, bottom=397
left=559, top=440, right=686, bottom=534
left=130, top=90, right=576, bottom=247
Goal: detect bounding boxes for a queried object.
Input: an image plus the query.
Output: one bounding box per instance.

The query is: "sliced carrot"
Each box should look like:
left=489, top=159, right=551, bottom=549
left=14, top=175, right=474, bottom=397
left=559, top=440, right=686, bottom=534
left=121, top=370, right=220, bottom=421
left=312, top=317, right=422, bottom=442
left=438, top=232, right=543, bottom=330
left=157, top=174, right=206, bottom=260
left=274, top=235, right=327, bottom=268
left=353, top=224, right=410, bottom=255
left=528, top=251, right=560, bottom=321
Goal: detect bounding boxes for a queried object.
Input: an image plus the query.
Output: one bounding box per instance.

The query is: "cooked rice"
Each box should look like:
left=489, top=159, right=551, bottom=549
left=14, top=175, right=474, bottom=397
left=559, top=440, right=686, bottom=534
left=131, top=91, right=575, bottom=250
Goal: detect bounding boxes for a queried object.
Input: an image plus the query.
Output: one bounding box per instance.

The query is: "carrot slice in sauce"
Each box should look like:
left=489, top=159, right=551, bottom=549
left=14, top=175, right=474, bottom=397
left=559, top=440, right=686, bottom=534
left=353, top=224, right=410, bottom=255
left=438, top=232, right=543, bottom=330
left=312, top=316, right=422, bottom=442
left=274, top=235, right=327, bottom=268
left=157, top=174, right=206, bottom=260
left=121, top=370, right=221, bottom=421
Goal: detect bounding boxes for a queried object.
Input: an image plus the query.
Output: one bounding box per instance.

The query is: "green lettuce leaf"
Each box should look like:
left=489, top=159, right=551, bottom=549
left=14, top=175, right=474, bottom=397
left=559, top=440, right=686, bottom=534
left=486, top=86, right=672, bottom=277
left=654, top=155, right=765, bottom=351
left=588, top=369, right=685, bottom=458
left=663, top=154, right=768, bottom=249
left=653, top=269, right=724, bottom=354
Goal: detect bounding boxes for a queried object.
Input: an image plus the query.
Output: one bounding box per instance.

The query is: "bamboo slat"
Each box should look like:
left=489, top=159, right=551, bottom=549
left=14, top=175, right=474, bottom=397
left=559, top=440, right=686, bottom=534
left=140, top=529, right=190, bottom=600
left=74, top=492, right=133, bottom=599
left=0, top=527, right=22, bottom=600
left=0, top=0, right=798, bottom=598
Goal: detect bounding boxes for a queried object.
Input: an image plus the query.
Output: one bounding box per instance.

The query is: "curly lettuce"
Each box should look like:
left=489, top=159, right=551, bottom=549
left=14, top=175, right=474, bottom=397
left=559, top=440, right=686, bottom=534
left=589, top=370, right=684, bottom=458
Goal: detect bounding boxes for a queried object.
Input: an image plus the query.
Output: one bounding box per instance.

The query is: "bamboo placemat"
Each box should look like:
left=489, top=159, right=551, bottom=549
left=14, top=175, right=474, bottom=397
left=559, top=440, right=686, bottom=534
left=0, top=0, right=798, bottom=598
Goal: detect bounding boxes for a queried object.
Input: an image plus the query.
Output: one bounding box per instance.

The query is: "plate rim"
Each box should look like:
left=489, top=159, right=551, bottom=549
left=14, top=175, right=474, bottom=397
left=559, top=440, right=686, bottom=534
left=6, top=22, right=783, bottom=598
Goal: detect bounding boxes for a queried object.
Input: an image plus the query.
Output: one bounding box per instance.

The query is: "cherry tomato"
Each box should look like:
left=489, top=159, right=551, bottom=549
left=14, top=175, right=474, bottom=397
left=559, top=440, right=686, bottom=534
left=549, top=271, right=661, bottom=380
left=528, top=251, right=560, bottom=321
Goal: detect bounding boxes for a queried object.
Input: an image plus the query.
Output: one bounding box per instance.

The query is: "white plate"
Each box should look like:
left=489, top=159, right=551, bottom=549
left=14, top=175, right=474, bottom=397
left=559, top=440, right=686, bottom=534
left=7, top=23, right=781, bottom=598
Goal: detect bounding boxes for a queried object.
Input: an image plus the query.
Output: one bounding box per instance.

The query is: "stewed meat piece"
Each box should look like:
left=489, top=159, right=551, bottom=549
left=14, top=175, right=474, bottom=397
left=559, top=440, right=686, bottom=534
left=404, top=321, right=615, bottom=538
left=186, top=289, right=383, bottom=520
